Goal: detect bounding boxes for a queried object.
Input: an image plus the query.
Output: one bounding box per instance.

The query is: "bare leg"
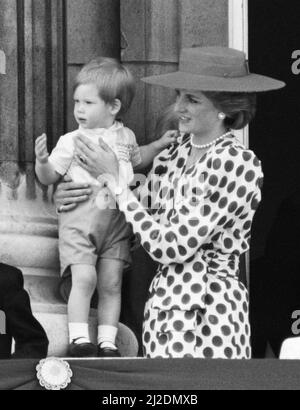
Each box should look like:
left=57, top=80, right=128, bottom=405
left=67, top=265, right=98, bottom=357
left=97, top=259, right=124, bottom=328
left=68, top=264, right=97, bottom=323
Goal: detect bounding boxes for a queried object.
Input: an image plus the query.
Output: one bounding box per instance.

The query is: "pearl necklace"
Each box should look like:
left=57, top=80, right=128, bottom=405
left=191, top=131, right=232, bottom=149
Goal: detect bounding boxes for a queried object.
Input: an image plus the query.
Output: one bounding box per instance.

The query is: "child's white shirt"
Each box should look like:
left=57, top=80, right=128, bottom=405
left=48, top=122, right=141, bottom=186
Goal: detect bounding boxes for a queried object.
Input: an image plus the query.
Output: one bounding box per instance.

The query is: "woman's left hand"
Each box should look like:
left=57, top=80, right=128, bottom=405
left=74, top=134, right=119, bottom=180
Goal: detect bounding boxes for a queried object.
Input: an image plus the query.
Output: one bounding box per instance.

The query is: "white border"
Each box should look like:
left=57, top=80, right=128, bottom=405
left=228, top=0, right=249, bottom=148
left=0, top=50, right=6, bottom=74
left=228, top=0, right=250, bottom=286
left=229, top=0, right=248, bottom=55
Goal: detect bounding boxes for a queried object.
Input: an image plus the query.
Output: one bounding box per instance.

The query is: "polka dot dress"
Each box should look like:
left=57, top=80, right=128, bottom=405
left=118, top=133, right=263, bottom=359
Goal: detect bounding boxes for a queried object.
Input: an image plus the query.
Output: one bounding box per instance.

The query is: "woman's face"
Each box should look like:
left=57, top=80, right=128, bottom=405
left=174, top=90, right=221, bottom=137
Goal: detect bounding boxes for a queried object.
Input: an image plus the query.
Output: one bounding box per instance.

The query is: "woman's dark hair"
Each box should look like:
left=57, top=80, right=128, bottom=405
left=154, top=92, right=257, bottom=137
left=202, top=92, right=257, bottom=130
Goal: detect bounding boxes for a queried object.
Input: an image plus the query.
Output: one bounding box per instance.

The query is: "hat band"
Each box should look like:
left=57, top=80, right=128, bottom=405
left=180, top=60, right=250, bottom=78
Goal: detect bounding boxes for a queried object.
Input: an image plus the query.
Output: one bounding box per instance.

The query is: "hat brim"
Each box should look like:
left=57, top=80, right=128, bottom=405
left=141, top=71, right=285, bottom=92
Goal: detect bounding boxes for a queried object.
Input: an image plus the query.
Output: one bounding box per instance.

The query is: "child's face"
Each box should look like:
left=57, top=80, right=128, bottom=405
left=74, top=83, right=115, bottom=129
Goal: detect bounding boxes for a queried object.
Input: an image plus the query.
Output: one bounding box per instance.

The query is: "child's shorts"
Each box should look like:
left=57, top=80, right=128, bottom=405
left=58, top=192, right=132, bottom=277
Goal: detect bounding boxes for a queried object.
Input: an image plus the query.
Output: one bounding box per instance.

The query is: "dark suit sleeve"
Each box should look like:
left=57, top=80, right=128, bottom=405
left=0, top=264, right=24, bottom=304
left=0, top=263, right=48, bottom=359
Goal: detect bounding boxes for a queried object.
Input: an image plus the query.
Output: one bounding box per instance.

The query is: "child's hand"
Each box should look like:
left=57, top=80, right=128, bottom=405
left=35, top=133, right=49, bottom=164
left=156, top=130, right=179, bottom=150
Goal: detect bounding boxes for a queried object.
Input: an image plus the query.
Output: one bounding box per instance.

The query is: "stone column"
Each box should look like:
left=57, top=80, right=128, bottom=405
left=0, top=0, right=66, bottom=357
left=0, top=0, right=65, bottom=298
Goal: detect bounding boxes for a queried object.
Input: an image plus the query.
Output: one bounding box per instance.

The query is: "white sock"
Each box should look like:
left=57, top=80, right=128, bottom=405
left=69, top=323, right=90, bottom=344
left=98, top=325, right=118, bottom=349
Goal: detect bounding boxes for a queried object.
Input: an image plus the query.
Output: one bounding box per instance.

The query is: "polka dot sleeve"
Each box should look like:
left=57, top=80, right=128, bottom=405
left=118, top=146, right=263, bottom=265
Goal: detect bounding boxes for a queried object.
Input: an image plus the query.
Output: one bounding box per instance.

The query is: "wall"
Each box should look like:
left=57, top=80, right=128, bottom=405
left=121, top=0, right=228, bottom=144
left=66, top=0, right=121, bottom=130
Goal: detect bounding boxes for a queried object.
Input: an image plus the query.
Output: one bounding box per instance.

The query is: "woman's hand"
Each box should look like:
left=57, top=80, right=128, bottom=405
left=54, top=175, right=92, bottom=212
left=74, top=134, right=120, bottom=181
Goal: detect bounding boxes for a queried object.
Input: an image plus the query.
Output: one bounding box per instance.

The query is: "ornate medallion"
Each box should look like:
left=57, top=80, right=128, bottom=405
left=36, top=357, right=73, bottom=390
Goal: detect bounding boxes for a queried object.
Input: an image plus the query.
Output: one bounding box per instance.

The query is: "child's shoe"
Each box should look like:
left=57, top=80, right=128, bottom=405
left=98, top=342, right=121, bottom=358
left=68, top=338, right=97, bottom=358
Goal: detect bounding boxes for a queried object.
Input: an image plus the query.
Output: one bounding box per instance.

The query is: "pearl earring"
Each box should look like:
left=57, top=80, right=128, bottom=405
left=218, top=112, right=226, bottom=120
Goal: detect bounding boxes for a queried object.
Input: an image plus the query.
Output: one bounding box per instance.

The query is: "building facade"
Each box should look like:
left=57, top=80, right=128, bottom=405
left=0, top=0, right=243, bottom=355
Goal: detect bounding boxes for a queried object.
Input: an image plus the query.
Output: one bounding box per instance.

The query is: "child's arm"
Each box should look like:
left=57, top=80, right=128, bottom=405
left=35, top=134, right=61, bottom=185
left=135, top=130, right=178, bottom=170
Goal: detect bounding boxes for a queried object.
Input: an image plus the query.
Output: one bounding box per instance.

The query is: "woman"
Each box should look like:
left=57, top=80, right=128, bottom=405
left=56, top=47, right=285, bottom=359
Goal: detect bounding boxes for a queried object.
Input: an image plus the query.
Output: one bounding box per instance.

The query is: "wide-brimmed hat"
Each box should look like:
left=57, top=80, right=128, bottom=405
left=142, top=47, right=285, bottom=92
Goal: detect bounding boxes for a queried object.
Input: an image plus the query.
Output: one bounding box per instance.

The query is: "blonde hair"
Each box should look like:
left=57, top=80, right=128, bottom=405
left=74, top=57, right=136, bottom=117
